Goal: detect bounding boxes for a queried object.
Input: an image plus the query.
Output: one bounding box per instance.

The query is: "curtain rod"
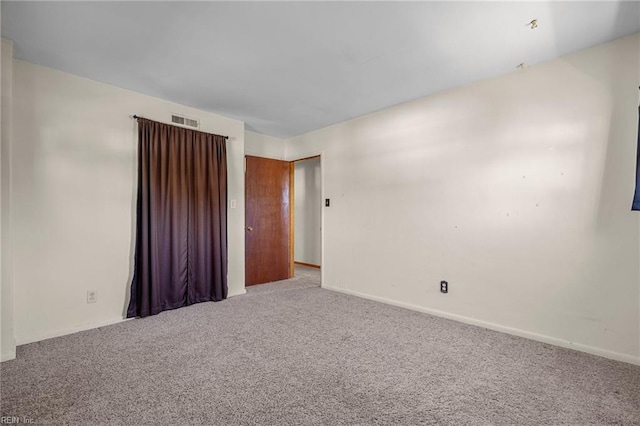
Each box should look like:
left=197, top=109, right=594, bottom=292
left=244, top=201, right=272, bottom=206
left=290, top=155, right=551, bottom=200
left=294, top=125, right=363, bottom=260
left=132, top=115, right=229, bottom=140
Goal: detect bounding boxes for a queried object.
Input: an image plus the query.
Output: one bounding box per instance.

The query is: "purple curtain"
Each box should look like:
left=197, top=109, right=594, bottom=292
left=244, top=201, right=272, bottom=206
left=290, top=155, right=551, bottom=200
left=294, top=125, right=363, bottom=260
left=127, top=118, right=227, bottom=318
left=633, top=106, right=640, bottom=210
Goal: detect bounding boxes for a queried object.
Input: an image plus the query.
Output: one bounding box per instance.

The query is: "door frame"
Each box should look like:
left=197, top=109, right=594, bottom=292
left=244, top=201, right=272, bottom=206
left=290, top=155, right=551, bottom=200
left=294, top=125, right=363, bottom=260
left=243, top=153, right=324, bottom=286
left=289, top=154, right=323, bottom=280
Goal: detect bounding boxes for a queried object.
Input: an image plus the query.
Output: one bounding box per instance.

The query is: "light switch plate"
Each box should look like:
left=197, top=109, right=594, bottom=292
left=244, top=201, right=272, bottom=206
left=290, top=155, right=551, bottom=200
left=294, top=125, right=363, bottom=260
left=230, top=199, right=236, bottom=209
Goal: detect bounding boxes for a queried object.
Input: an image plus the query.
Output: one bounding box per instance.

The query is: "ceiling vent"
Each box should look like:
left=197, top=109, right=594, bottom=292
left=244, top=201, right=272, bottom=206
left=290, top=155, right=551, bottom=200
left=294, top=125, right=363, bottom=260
left=171, top=114, right=199, bottom=129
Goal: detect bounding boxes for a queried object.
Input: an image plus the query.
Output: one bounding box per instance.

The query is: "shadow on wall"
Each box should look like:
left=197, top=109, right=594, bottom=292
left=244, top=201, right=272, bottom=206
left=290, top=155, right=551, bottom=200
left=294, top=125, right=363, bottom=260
left=544, top=4, right=640, bottom=351
left=546, top=1, right=640, bottom=233
left=552, top=2, right=639, bottom=231
left=538, top=3, right=639, bottom=340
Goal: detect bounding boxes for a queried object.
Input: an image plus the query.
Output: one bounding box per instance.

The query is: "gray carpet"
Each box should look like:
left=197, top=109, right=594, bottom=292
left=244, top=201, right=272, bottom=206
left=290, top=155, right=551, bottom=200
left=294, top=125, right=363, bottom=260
left=1, top=265, right=639, bottom=425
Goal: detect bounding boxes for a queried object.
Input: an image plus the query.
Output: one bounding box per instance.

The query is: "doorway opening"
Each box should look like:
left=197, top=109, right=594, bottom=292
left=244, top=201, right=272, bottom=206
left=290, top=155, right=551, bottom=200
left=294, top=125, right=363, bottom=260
left=244, top=154, right=322, bottom=288
left=291, top=155, right=322, bottom=282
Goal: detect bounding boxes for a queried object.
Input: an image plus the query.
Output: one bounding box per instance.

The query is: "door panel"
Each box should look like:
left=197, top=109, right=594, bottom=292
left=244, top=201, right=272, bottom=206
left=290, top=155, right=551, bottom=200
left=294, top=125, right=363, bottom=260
left=245, top=156, right=291, bottom=285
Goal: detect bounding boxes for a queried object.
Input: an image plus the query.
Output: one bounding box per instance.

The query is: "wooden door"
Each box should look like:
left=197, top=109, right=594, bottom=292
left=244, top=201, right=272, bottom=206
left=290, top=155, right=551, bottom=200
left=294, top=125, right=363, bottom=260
left=245, top=156, right=292, bottom=286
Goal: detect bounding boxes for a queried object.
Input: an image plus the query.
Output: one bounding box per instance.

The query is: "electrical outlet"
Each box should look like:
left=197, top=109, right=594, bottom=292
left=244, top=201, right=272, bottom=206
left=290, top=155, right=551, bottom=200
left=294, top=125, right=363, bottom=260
left=87, top=290, right=97, bottom=304
left=440, top=281, right=448, bottom=294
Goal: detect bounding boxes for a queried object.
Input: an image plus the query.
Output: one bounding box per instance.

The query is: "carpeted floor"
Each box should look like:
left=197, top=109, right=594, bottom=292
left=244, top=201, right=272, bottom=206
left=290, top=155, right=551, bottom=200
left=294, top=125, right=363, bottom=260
left=1, top=265, right=639, bottom=425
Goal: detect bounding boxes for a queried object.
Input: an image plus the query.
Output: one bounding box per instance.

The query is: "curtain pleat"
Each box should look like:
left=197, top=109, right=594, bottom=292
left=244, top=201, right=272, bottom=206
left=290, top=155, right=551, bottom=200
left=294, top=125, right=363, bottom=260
left=127, top=118, right=227, bottom=318
left=632, top=106, right=640, bottom=210
left=188, top=127, right=228, bottom=303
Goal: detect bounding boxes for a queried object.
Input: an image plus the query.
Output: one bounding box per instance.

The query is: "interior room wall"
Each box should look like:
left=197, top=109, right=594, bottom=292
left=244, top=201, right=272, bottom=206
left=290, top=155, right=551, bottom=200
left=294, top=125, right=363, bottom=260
left=285, top=33, right=640, bottom=364
left=294, top=157, right=321, bottom=266
left=1, top=38, right=16, bottom=361
left=245, top=130, right=285, bottom=160
left=11, top=60, right=246, bottom=345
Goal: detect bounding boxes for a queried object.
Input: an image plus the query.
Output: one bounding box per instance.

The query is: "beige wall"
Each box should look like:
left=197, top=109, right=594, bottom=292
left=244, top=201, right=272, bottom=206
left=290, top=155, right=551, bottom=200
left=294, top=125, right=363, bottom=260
left=11, top=60, right=246, bottom=345
left=285, top=33, right=640, bottom=364
left=1, top=39, right=15, bottom=361
left=245, top=130, right=285, bottom=160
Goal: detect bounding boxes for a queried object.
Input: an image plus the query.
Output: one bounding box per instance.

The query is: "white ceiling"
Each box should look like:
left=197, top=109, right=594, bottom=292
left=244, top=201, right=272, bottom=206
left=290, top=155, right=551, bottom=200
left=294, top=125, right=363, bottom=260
left=2, top=1, right=639, bottom=138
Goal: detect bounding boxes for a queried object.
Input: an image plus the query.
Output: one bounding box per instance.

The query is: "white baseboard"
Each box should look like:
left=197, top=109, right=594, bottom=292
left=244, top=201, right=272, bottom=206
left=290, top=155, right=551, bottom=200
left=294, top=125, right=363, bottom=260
left=16, top=317, right=131, bottom=346
left=1, top=349, right=16, bottom=362
left=16, top=293, right=246, bottom=348
left=323, top=285, right=640, bottom=366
